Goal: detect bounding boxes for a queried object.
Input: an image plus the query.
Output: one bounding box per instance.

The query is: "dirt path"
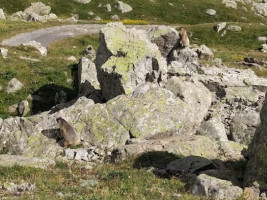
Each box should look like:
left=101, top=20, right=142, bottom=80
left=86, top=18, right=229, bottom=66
left=1, top=24, right=161, bottom=47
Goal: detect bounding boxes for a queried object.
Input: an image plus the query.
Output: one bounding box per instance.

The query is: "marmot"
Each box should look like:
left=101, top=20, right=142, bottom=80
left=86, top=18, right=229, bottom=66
left=179, top=27, right=190, bottom=47
left=56, top=117, right=80, bottom=147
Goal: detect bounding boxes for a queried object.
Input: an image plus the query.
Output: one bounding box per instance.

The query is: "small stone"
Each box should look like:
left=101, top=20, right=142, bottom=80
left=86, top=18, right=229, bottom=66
left=214, top=22, right=227, bottom=33
left=67, top=56, right=77, bottom=61
left=88, top=11, right=94, bottom=16
left=104, top=4, right=112, bottom=12
left=0, top=48, right=8, bottom=58
left=6, top=78, right=24, bottom=94
left=169, top=3, right=174, bottom=6
left=205, top=9, right=216, bottom=16
left=111, top=14, right=120, bottom=21
left=17, top=100, right=30, bottom=117
left=115, top=1, right=133, bottom=13
left=22, top=41, right=47, bottom=56
left=64, top=148, right=75, bottom=160
left=0, top=8, right=6, bottom=19
left=261, top=44, right=267, bottom=52
left=227, top=25, right=242, bottom=32
left=94, top=16, right=102, bottom=21
left=258, top=36, right=267, bottom=41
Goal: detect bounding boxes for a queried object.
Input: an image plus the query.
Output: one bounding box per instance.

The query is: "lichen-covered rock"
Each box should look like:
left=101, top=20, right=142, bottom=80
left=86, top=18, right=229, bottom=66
left=0, top=155, right=55, bottom=169
left=195, top=45, right=214, bottom=60
left=6, top=78, right=24, bottom=94
left=78, top=57, right=100, bottom=96
left=148, top=26, right=180, bottom=58
left=197, top=115, right=228, bottom=141
left=111, top=135, right=247, bottom=162
left=230, top=109, right=260, bottom=145
left=244, top=91, right=267, bottom=188
left=22, top=41, right=47, bottom=56
left=192, top=174, right=243, bottom=200
left=24, top=2, right=51, bottom=16
left=95, top=22, right=167, bottom=101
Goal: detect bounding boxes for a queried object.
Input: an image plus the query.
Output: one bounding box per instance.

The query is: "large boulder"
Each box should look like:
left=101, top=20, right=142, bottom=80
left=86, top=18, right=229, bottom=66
left=24, top=2, right=51, bottom=16
left=192, top=174, right=243, bottom=200
left=95, top=22, right=167, bottom=101
left=245, top=91, right=267, bottom=188
left=148, top=26, right=180, bottom=58
left=253, top=3, right=267, bottom=17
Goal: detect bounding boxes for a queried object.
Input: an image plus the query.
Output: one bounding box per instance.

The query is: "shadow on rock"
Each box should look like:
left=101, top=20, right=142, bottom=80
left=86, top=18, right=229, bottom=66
left=41, top=128, right=64, bottom=146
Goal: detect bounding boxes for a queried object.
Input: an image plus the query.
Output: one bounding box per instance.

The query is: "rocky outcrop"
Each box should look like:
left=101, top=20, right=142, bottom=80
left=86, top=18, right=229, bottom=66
left=148, top=26, right=180, bottom=58
left=96, top=22, right=167, bottom=101
left=244, top=91, right=267, bottom=188
left=192, top=174, right=243, bottom=199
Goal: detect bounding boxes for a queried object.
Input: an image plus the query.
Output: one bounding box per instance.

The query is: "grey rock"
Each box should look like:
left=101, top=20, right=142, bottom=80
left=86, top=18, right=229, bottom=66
left=261, top=44, right=267, bottom=53
left=22, top=41, right=47, bottom=56
left=0, top=8, right=6, bottom=19
left=10, top=11, right=26, bottom=21
left=74, top=148, right=89, bottom=161
left=230, top=109, right=260, bottom=145
left=67, top=56, right=77, bottom=61
left=73, top=0, right=91, bottom=4
left=227, top=25, right=242, bottom=32
left=0, top=117, right=3, bottom=128
left=78, top=57, right=100, bottom=96
left=48, top=13, right=58, bottom=20
left=148, top=26, right=180, bottom=58
left=166, top=156, right=214, bottom=174
left=197, top=115, right=228, bottom=141
left=254, top=3, right=267, bottom=17
left=24, top=2, right=51, bottom=16
left=222, top=0, right=238, bottom=9
left=17, top=100, right=30, bottom=117
left=115, top=1, right=133, bottom=13
left=83, top=44, right=96, bottom=59
left=6, top=78, right=24, bottom=94
left=95, top=22, right=167, bottom=101
left=94, top=16, right=102, bottom=21
left=88, top=11, right=94, bottom=16
left=0, top=47, right=8, bottom=58
left=104, top=4, right=112, bottom=12
left=258, top=36, right=267, bottom=41
left=205, top=9, right=216, bottom=16
left=0, top=155, right=55, bottom=169
left=64, top=148, right=75, bottom=159
left=111, top=14, right=120, bottom=21
left=195, top=44, right=214, bottom=60
left=214, top=22, right=227, bottom=33
left=192, top=174, right=243, bottom=199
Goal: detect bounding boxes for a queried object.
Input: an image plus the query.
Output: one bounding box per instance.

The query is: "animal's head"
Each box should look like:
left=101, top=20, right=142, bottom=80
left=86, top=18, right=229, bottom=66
left=56, top=117, right=66, bottom=126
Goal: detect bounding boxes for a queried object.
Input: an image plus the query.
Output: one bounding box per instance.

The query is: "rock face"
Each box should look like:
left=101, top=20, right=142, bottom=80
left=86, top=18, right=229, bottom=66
left=6, top=78, right=24, bottom=94
left=245, top=91, right=267, bottom=188
left=192, top=174, right=243, bottom=200
left=95, top=22, right=167, bottom=101
left=115, top=1, right=133, bottom=13
left=148, top=26, right=180, bottom=58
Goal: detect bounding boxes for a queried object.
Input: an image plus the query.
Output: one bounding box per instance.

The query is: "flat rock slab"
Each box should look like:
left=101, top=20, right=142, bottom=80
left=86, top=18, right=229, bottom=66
left=166, top=156, right=214, bottom=174
left=1, top=24, right=159, bottom=47
left=0, top=155, right=55, bottom=169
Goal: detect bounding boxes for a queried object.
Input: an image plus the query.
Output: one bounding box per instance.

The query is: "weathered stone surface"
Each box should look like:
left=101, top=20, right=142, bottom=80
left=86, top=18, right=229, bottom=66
left=0, top=48, right=8, bottom=58
left=96, top=22, right=167, bottom=101
left=0, top=155, right=55, bottom=169
left=78, top=57, right=100, bottom=96
left=22, top=41, right=47, bottom=56
left=262, top=44, right=267, bottom=53
left=0, top=8, right=6, bottom=19
left=222, top=0, right=237, bottom=9
left=115, top=1, right=133, bottom=13
left=83, top=45, right=96, bottom=59
left=24, top=2, right=51, bottom=16
left=17, top=100, right=30, bottom=117
left=253, top=3, right=267, bottom=17
left=166, top=156, right=214, bottom=174
left=230, top=109, right=260, bottom=145
left=243, top=186, right=260, bottom=200
left=227, top=25, right=242, bottom=32
left=6, top=78, right=24, bottom=94
left=195, top=45, right=214, bottom=60
left=10, top=11, right=26, bottom=21
left=205, top=9, right=216, bottom=16
left=1, top=182, right=35, bottom=195
left=214, top=22, right=227, bottom=33
left=197, top=115, right=228, bottom=141
left=104, top=4, right=112, bottom=12
left=111, top=14, right=120, bottom=21
left=111, top=135, right=246, bottom=162
left=192, top=174, right=243, bottom=200
left=148, top=26, right=179, bottom=58
left=245, top=91, right=267, bottom=188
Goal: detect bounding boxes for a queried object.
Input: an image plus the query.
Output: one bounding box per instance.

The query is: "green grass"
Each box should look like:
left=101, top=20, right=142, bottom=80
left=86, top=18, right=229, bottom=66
left=0, top=34, right=99, bottom=118
left=0, top=0, right=266, bottom=24
left=0, top=159, right=205, bottom=200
